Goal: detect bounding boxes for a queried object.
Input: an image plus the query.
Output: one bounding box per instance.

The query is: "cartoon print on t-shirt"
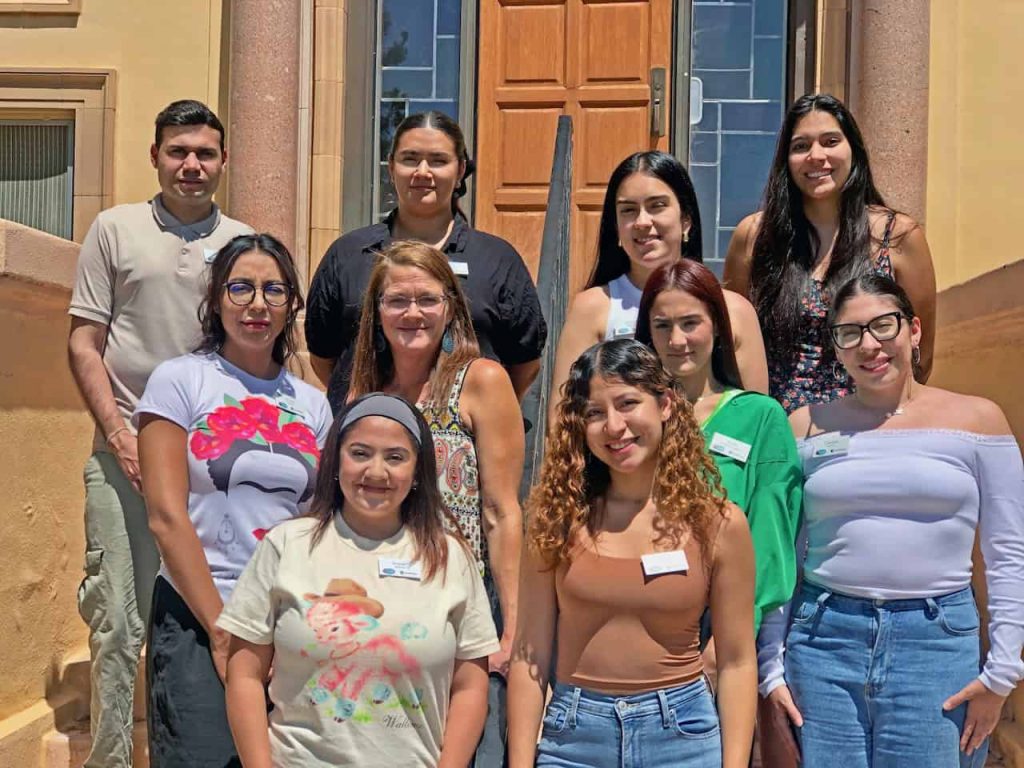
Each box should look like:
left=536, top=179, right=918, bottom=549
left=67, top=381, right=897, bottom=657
left=190, top=395, right=320, bottom=551
left=301, top=578, right=429, bottom=726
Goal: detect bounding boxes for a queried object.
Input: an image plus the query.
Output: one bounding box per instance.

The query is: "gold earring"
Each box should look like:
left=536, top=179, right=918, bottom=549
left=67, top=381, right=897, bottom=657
left=683, top=230, right=690, bottom=244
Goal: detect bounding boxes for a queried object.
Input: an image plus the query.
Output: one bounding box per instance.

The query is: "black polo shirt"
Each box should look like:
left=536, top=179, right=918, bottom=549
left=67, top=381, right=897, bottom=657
left=305, top=212, right=547, bottom=412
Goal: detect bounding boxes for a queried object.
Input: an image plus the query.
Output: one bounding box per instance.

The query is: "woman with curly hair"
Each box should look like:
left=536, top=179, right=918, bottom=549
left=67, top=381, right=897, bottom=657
left=508, top=339, right=757, bottom=768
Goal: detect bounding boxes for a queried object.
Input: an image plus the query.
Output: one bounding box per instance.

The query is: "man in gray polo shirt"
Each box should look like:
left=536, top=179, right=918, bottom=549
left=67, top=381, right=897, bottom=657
left=67, top=100, right=251, bottom=768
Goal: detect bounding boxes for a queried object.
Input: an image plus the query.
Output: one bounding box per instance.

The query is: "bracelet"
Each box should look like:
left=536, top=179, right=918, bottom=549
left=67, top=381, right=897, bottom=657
left=105, top=426, right=130, bottom=445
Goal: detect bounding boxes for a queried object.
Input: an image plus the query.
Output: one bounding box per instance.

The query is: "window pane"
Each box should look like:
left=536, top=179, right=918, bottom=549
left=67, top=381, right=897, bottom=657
left=374, top=0, right=463, bottom=219
left=0, top=121, right=73, bottom=239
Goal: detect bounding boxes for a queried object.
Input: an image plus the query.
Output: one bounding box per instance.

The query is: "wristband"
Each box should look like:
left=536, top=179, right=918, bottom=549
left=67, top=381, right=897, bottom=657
left=105, top=426, right=130, bottom=445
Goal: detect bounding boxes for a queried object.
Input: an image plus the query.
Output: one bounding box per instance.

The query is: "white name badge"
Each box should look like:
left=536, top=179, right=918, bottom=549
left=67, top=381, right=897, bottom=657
left=203, top=247, right=218, bottom=264
left=378, top=557, right=423, bottom=581
left=709, top=432, right=752, bottom=464
left=810, top=431, right=851, bottom=457
left=450, top=260, right=470, bottom=277
left=641, top=550, right=689, bottom=577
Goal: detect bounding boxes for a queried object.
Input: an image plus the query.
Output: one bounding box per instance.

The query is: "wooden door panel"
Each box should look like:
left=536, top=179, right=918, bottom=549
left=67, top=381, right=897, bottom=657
left=477, top=0, right=672, bottom=294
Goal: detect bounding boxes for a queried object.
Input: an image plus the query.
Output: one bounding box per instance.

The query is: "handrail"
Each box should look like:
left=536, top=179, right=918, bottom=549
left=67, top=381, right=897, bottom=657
left=520, top=114, right=573, bottom=495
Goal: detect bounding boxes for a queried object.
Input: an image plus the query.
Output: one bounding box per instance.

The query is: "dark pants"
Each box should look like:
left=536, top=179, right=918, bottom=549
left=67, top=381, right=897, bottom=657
left=147, top=576, right=240, bottom=768
left=473, top=582, right=508, bottom=767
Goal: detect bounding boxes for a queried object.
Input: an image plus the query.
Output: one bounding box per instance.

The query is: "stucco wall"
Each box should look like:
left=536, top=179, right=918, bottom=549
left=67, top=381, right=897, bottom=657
left=0, top=0, right=226, bottom=208
left=0, top=223, right=92, bottom=762
left=927, top=0, right=1024, bottom=289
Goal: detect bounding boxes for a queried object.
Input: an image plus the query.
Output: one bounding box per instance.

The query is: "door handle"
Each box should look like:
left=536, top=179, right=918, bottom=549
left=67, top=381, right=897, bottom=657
left=650, top=67, right=666, bottom=137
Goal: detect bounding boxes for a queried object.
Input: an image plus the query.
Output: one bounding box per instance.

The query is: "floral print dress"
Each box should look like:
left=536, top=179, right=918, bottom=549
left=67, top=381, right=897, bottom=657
left=769, top=214, right=896, bottom=413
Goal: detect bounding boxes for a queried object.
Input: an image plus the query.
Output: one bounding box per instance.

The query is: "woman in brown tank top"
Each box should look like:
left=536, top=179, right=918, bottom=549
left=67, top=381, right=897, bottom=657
left=508, top=339, right=757, bottom=768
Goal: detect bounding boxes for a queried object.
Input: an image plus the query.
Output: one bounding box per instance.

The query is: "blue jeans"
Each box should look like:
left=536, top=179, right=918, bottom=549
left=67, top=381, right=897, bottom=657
left=537, top=678, right=721, bottom=768
left=786, top=582, right=988, bottom=768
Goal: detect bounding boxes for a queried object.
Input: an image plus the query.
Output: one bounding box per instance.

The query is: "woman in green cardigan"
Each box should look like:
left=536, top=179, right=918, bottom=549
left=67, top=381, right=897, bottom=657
left=636, top=258, right=802, bottom=764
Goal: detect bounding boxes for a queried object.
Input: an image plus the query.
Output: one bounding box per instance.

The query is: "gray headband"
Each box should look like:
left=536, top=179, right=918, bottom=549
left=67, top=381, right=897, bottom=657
left=339, top=394, right=422, bottom=445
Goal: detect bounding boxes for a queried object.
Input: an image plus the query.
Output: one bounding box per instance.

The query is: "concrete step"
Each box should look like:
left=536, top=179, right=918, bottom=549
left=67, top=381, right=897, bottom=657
left=41, top=721, right=148, bottom=768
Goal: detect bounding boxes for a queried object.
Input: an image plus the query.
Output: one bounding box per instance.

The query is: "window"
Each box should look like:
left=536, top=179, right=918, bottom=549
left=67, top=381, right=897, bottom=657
left=0, top=120, right=74, bottom=239
left=343, top=0, right=475, bottom=229
left=685, top=0, right=795, bottom=273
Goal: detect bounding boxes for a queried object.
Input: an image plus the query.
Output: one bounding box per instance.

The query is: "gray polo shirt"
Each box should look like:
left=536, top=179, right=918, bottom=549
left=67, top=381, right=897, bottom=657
left=69, top=196, right=252, bottom=449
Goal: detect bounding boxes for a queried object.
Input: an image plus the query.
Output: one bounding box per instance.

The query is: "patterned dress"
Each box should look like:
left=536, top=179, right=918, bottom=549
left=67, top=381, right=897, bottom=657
left=418, top=362, right=496, bottom=601
left=769, top=214, right=896, bottom=413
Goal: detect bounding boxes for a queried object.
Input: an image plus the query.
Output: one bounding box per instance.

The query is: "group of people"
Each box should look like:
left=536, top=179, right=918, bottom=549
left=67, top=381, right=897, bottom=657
left=66, top=92, right=1022, bottom=768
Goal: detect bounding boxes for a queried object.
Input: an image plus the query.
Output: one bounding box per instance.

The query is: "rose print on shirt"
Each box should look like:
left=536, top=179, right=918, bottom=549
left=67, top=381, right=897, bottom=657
left=301, top=578, right=428, bottom=725
left=188, top=395, right=320, bottom=548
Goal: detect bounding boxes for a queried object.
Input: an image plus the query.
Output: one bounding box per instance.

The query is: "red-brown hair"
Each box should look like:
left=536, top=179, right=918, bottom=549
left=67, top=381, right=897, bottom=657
left=635, top=260, right=743, bottom=389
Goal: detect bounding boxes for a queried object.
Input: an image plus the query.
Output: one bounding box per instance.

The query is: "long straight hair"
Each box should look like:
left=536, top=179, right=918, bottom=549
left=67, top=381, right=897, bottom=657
left=305, top=395, right=460, bottom=581
left=751, top=94, right=889, bottom=365
left=587, top=151, right=704, bottom=289
left=635, top=260, right=743, bottom=389
left=348, top=240, right=480, bottom=408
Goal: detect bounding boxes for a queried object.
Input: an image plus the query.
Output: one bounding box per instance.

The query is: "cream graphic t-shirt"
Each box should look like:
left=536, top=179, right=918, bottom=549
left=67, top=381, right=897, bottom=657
left=218, top=515, right=499, bottom=767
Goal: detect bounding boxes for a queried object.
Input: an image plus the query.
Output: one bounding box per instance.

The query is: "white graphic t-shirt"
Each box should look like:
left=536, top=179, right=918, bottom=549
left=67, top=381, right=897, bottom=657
left=217, top=515, right=499, bottom=767
left=134, top=353, right=332, bottom=601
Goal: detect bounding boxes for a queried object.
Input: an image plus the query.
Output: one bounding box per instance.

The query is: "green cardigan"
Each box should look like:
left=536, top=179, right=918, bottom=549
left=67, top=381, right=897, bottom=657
left=702, top=389, right=802, bottom=633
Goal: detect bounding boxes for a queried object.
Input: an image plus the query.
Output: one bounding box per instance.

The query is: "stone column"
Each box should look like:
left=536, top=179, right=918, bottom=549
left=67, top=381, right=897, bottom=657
left=848, top=0, right=930, bottom=225
left=227, top=0, right=302, bottom=251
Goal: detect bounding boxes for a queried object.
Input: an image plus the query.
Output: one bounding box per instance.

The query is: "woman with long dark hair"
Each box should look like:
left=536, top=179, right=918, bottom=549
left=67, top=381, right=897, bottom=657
left=724, top=93, right=936, bottom=413
left=305, top=111, right=546, bottom=411
left=761, top=274, right=1024, bottom=766
left=508, top=339, right=757, bottom=768
left=219, top=394, right=498, bottom=766
left=135, top=234, right=332, bottom=766
left=549, top=151, right=768, bottom=421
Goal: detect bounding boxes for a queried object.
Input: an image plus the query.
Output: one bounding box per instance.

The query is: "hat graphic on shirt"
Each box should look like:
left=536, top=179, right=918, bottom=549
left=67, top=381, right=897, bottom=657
left=303, top=578, right=384, bottom=618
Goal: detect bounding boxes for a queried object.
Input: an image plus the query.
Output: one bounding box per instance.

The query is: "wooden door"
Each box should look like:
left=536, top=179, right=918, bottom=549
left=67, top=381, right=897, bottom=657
left=475, top=0, right=672, bottom=295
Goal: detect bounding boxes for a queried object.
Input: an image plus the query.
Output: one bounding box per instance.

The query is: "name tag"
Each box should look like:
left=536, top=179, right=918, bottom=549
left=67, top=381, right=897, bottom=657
left=709, top=432, right=751, bottom=464
left=810, top=431, right=851, bottom=457
left=450, top=261, right=469, bottom=277
left=378, top=557, right=422, bottom=581
left=611, top=326, right=634, bottom=340
left=203, top=247, right=218, bottom=264
left=641, top=550, right=689, bottom=576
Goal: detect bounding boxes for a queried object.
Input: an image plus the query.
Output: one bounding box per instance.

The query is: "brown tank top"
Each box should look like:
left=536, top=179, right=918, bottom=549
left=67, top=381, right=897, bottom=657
left=554, top=530, right=714, bottom=694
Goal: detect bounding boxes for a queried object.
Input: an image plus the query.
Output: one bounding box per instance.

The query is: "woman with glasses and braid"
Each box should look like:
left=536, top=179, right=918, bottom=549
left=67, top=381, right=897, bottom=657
left=759, top=273, right=1024, bottom=768
left=134, top=234, right=332, bottom=766
left=347, top=239, right=525, bottom=765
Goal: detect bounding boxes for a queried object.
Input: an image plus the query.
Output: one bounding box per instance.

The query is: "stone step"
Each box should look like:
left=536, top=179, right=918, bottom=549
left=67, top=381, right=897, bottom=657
left=41, top=721, right=148, bottom=768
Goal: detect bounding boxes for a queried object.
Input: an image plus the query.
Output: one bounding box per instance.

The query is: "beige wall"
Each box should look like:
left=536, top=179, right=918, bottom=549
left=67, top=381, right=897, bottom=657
left=927, top=0, right=1024, bottom=289
left=0, top=0, right=226, bottom=208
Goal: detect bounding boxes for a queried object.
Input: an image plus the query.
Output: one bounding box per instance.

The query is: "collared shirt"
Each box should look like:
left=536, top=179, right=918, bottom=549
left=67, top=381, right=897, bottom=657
left=69, top=195, right=253, bottom=448
left=305, top=212, right=547, bottom=412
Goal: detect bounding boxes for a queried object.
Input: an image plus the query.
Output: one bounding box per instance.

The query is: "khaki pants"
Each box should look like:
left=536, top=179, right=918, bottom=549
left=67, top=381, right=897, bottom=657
left=77, top=452, right=161, bottom=768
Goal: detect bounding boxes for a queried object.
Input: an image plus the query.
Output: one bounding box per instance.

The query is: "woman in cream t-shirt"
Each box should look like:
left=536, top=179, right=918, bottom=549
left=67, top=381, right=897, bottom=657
left=218, top=393, right=498, bottom=767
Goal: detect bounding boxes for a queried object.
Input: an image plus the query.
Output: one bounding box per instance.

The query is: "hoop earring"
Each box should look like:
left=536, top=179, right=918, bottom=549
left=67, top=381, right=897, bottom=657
left=912, top=346, right=921, bottom=365
left=441, top=326, right=455, bottom=354
left=374, top=326, right=387, bottom=353
left=831, top=360, right=847, bottom=382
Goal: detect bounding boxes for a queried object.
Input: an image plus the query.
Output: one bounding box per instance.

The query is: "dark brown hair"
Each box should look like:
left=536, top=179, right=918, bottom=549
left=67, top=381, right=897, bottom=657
left=388, top=111, right=476, bottom=216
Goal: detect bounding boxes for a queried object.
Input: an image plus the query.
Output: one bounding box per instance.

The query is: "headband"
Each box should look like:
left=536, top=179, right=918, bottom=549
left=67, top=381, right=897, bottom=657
left=339, top=394, right=422, bottom=445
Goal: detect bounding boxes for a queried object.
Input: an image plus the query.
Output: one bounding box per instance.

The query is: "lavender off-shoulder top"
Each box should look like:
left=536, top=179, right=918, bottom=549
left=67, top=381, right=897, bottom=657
left=759, top=430, right=1024, bottom=697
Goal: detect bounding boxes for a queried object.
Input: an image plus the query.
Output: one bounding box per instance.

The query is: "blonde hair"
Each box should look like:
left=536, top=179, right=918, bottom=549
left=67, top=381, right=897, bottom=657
left=349, top=240, right=480, bottom=408
left=527, top=339, right=727, bottom=567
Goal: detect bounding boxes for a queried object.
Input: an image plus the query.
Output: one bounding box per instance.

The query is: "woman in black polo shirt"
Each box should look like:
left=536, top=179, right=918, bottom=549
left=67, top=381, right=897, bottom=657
left=305, top=111, right=547, bottom=413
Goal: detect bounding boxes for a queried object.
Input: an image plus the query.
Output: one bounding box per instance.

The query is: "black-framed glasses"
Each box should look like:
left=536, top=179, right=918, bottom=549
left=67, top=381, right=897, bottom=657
left=378, top=293, right=448, bottom=314
left=829, top=311, right=905, bottom=349
left=223, top=280, right=292, bottom=307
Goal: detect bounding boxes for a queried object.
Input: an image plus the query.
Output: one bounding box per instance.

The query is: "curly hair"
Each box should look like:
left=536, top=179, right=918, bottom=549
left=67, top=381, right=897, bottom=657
left=528, top=339, right=727, bottom=568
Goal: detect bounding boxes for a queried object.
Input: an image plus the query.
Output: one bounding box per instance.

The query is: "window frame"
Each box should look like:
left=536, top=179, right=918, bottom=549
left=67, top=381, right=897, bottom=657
left=0, top=117, right=75, bottom=239
left=342, top=0, right=477, bottom=231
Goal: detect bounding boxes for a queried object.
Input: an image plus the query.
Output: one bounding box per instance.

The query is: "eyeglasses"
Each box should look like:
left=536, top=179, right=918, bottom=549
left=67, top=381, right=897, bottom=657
left=378, top=293, right=448, bottom=314
left=829, top=311, right=906, bottom=349
left=223, top=280, right=292, bottom=307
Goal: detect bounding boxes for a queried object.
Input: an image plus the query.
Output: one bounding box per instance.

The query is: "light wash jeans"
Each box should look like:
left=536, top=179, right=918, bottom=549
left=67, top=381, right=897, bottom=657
left=537, top=677, right=722, bottom=768
left=77, top=452, right=161, bottom=768
left=786, top=582, right=988, bottom=768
